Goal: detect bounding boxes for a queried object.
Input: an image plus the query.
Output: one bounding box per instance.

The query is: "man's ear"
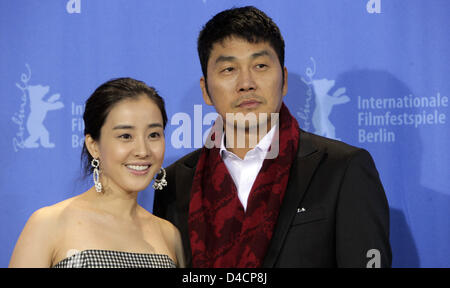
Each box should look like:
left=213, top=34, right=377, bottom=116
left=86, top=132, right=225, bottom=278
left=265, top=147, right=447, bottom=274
left=200, top=76, right=214, bottom=106
left=85, top=134, right=100, bottom=160
left=282, top=66, right=288, bottom=97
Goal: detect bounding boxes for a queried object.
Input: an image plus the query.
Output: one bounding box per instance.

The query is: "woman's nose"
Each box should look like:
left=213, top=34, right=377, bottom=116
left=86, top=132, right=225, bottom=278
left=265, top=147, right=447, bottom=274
left=134, top=138, right=150, bottom=158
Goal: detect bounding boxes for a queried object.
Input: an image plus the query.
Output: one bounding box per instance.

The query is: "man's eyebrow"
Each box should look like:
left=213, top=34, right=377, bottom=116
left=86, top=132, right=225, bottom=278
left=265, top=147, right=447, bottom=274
left=112, top=123, right=163, bottom=130
left=215, top=55, right=236, bottom=64
left=214, top=50, right=272, bottom=64
left=251, top=50, right=271, bottom=59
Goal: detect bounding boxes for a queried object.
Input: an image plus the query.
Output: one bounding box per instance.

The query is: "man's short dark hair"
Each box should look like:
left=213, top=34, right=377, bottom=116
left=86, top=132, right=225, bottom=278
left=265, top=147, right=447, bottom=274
left=197, top=6, right=285, bottom=80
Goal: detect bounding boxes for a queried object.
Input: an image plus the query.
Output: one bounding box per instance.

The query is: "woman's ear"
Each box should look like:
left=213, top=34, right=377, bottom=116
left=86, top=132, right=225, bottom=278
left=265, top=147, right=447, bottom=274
left=85, top=134, right=99, bottom=159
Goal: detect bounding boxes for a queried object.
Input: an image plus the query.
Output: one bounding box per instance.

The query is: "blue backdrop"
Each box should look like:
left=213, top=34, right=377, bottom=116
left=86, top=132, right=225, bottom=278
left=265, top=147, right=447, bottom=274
left=1, top=0, right=449, bottom=268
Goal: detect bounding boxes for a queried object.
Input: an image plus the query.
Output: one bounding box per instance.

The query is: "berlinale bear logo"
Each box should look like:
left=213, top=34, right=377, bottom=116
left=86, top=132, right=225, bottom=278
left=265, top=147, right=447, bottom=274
left=297, top=58, right=350, bottom=140
left=12, top=64, right=64, bottom=151
left=311, top=79, right=350, bottom=140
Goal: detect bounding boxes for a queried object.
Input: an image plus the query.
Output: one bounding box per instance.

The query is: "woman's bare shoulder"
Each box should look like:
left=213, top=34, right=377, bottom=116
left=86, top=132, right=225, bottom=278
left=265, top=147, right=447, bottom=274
left=26, top=193, right=91, bottom=236
left=8, top=197, right=80, bottom=267
left=33, top=196, right=80, bottom=221
left=144, top=211, right=185, bottom=267
left=140, top=208, right=178, bottom=236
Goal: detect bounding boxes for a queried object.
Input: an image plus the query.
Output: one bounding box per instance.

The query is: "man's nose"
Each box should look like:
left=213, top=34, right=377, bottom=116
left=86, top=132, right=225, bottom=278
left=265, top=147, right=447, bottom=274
left=237, top=68, right=256, bottom=92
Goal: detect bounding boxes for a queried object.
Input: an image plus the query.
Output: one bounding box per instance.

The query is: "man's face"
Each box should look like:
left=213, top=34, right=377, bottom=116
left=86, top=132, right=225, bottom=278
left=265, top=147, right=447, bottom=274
left=200, top=37, right=287, bottom=131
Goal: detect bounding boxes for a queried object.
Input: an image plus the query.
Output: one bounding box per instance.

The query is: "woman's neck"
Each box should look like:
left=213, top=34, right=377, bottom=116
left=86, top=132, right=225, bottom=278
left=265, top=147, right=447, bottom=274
left=84, top=180, right=140, bottom=220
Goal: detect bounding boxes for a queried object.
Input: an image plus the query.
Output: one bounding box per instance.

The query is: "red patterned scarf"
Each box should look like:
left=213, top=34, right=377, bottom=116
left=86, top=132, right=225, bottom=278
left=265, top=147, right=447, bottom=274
left=188, top=103, right=300, bottom=267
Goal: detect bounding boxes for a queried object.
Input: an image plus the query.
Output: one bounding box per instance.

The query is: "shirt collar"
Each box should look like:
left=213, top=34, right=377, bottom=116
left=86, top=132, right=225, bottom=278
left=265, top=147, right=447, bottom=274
left=219, top=123, right=278, bottom=160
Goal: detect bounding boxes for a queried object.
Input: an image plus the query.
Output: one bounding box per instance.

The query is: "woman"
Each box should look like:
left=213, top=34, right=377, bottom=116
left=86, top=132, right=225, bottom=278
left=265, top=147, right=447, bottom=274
left=9, top=78, right=185, bottom=268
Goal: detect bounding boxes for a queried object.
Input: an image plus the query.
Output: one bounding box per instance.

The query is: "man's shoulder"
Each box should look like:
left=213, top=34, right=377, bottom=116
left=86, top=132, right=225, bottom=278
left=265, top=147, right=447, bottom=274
left=299, top=130, right=370, bottom=162
left=154, top=149, right=203, bottom=210
left=165, top=148, right=203, bottom=173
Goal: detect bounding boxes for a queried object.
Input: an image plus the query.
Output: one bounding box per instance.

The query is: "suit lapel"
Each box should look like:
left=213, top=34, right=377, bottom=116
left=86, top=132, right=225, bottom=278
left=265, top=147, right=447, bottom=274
left=263, top=130, right=325, bottom=267
left=178, top=132, right=325, bottom=267
left=175, top=150, right=201, bottom=267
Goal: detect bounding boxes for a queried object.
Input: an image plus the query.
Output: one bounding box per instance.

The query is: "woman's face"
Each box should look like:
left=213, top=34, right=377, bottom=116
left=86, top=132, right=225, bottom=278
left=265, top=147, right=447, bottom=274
left=87, top=95, right=165, bottom=194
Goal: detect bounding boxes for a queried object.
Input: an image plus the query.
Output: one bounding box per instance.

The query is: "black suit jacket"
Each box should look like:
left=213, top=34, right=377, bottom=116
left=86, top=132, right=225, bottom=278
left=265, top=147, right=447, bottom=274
left=153, top=129, right=392, bottom=267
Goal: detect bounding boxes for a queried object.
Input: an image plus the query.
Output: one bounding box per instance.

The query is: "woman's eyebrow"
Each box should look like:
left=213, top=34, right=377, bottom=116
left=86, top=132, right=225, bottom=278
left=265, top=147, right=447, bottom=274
left=112, top=123, right=163, bottom=130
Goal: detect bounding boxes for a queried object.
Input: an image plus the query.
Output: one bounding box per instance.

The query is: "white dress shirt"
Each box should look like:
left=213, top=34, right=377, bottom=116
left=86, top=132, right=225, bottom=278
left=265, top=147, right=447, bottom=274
left=219, top=125, right=277, bottom=211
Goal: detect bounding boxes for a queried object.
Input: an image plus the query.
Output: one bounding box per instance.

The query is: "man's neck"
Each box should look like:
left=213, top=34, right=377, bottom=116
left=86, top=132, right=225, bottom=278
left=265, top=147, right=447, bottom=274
left=223, top=123, right=275, bottom=160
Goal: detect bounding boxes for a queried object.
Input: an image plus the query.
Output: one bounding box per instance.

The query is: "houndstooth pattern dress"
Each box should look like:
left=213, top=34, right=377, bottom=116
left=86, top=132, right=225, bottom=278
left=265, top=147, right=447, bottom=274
left=52, top=249, right=176, bottom=268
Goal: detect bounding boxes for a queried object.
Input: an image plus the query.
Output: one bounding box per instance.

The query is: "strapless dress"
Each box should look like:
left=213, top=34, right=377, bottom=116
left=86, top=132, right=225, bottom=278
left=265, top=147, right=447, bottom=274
left=52, top=249, right=176, bottom=268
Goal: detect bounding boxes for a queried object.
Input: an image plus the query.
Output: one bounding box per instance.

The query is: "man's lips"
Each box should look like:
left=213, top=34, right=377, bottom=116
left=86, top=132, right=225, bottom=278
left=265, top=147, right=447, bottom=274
left=237, top=99, right=262, bottom=108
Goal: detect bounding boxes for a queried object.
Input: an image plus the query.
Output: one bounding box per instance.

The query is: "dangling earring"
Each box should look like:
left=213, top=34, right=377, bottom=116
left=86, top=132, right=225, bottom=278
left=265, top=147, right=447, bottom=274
left=152, top=167, right=167, bottom=190
left=91, top=158, right=102, bottom=193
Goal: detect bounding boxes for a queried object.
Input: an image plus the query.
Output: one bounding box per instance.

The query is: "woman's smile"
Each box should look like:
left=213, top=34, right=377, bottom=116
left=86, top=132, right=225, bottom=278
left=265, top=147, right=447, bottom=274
left=125, top=164, right=151, bottom=176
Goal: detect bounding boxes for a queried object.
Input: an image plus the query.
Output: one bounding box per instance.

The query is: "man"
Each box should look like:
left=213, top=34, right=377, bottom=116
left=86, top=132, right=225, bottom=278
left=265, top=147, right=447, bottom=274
left=153, top=6, right=391, bottom=268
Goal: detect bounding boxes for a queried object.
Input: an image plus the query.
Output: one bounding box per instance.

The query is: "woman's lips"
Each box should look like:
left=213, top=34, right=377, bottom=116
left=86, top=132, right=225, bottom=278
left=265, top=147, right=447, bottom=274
left=125, top=164, right=150, bottom=176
